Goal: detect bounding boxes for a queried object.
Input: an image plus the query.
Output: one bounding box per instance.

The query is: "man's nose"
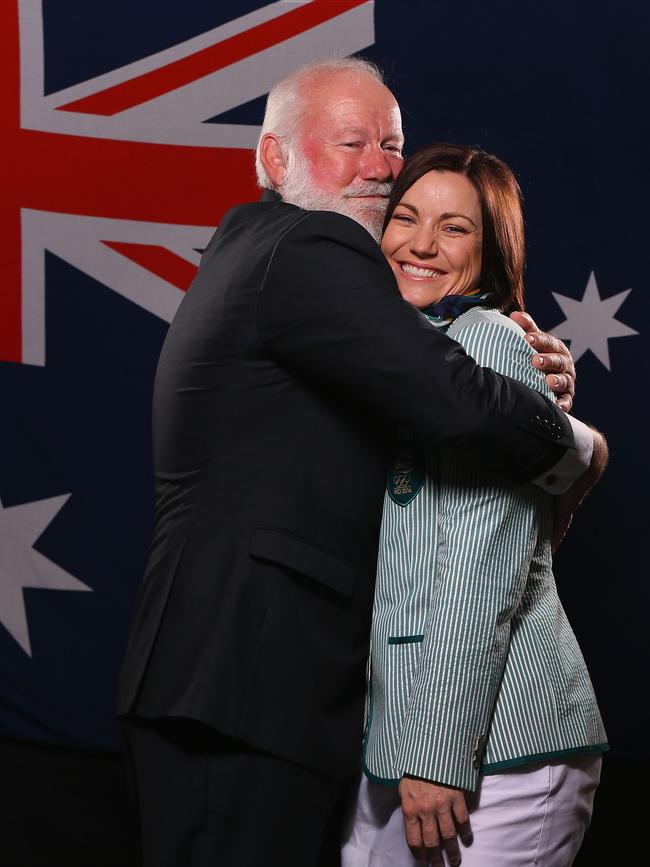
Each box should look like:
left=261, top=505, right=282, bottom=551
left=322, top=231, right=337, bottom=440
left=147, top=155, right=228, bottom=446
left=359, top=145, right=395, bottom=181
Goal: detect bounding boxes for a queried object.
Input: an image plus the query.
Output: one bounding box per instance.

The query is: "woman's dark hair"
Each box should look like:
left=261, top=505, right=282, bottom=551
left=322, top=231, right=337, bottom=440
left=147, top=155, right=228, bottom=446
left=383, top=143, right=525, bottom=314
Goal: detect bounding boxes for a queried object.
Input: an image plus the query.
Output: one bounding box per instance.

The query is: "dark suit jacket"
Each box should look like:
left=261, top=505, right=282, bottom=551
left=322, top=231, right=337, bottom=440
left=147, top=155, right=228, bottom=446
left=117, top=193, right=575, bottom=777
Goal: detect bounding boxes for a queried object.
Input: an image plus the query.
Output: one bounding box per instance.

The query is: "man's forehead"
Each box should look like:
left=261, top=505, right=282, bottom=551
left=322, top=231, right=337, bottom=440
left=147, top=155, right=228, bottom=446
left=304, top=89, right=403, bottom=140
left=305, top=72, right=396, bottom=105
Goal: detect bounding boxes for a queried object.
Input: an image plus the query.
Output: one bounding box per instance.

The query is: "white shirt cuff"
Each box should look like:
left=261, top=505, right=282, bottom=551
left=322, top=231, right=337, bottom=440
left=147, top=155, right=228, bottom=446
left=533, top=415, right=593, bottom=495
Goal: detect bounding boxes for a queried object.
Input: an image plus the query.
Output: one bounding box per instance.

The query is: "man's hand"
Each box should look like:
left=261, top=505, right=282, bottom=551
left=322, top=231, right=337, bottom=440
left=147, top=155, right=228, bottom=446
left=399, top=776, right=472, bottom=866
left=510, top=311, right=576, bottom=412
left=552, top=427, right=609, bottom=551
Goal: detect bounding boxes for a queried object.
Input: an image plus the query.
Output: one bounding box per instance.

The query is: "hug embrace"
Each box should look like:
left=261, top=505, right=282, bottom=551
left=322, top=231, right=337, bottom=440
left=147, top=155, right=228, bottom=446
left=118, top=58, right=608, bottom=867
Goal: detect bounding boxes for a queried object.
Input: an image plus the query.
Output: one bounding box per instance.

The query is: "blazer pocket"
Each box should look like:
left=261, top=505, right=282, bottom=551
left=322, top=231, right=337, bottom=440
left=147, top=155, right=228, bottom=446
left=249, top=526, right=355, bottom=597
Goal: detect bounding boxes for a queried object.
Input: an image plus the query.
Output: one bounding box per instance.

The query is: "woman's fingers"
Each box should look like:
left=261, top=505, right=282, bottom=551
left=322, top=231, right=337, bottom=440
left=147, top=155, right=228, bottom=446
left=420, top=811, right=444, bottom=864
left=452, top=793, right=473, bottom=846
left=437, top=806, right=462, bottom=866
left=403, top=810, right=425, bottom=855
left=400, top=778, right=471, bottom=865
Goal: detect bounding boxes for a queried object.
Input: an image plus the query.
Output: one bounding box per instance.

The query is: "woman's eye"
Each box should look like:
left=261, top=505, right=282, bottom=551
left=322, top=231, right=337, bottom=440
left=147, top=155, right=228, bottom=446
left=444, top=225, right=467, bottom=234
left=393, top=213, right=414, bottom=224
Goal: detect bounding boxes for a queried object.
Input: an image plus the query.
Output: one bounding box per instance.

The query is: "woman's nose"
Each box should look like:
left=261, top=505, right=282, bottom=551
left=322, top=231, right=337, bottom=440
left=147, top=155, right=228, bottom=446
left=410, top=228, right=437, bottom=257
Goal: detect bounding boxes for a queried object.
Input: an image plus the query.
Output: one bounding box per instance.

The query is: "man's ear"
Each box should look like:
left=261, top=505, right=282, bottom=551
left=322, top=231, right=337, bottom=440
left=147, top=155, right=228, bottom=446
left=259, top=134, right=287, bottom=187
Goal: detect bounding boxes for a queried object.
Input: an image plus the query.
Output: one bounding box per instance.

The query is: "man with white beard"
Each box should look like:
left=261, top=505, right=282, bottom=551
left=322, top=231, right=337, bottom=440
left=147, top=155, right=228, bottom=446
left=118, top=58, right=603, bottom=867
left=256, top=64, right=396, bottom=243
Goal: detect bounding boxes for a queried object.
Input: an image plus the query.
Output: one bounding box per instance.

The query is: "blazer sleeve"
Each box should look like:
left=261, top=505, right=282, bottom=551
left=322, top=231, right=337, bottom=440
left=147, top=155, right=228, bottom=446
left=393, top=317, right=552, bottom=791
left=256, top=210, right=574, bottom=483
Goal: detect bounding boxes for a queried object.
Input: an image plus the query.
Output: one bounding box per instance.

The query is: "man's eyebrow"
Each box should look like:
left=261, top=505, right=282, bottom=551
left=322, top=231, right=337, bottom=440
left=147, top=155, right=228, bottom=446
left=336, top=127, right=365, bottom=137
left=334, top=127, right=404, bottom=145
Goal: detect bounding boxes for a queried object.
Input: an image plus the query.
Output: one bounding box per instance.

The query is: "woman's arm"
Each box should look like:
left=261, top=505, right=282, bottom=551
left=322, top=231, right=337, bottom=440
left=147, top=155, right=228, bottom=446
left=394, top=315, right=551, bottom=859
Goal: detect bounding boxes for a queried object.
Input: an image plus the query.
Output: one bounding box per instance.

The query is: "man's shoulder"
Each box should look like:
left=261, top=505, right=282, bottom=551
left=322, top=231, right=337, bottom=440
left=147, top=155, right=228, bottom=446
left=220, top=198, right=304, bottom=234
left=201, top=199, right=305, bottom=262
left=284, top=208, right=380, bottom=249
left=225, top=199, right=380, bottom=253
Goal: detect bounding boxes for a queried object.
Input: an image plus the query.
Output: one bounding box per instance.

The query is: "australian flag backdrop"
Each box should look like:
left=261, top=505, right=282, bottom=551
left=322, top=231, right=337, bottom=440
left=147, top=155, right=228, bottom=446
left=0, top=0, right=647, bottom=755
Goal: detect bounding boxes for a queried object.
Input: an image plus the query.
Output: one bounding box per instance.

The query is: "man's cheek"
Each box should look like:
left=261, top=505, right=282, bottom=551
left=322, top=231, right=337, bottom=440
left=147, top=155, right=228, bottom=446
left=391, top=156, right=405, bottom=179
left=308, top=158, right=337, bottom=188
left=300, top=141, right=329, bottom=181
left=316, top=159, right=351, bottom=191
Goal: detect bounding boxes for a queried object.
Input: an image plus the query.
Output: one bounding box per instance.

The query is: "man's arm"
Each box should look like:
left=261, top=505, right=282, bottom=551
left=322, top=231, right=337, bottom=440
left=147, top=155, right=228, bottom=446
left=257, top=211, right=584, bottom=484
left=551, top=426, right=608, bottom=550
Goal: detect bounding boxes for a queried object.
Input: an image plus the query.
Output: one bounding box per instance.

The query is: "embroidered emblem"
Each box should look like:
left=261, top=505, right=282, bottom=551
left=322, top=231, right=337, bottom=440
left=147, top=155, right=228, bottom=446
left=387, top=434, right=425, bottom=507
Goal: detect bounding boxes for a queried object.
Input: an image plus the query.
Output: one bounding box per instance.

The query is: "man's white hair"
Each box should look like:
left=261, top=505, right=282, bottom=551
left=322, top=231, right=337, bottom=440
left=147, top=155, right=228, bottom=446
left=254, top=57, right=385, bottom=190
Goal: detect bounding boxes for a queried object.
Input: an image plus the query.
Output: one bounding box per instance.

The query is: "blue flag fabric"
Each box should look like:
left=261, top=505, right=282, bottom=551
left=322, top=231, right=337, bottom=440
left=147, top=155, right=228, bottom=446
left=0, top=0, right=646, bottom=753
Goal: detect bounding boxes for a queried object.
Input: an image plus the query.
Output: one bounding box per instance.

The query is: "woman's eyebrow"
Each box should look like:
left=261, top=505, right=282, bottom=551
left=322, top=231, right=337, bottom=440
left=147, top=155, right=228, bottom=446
left=440, top=211, right=477, bottom=227
left=394, top=204, right=478, bottom=227
left=395, top=201, right=418, bottom=215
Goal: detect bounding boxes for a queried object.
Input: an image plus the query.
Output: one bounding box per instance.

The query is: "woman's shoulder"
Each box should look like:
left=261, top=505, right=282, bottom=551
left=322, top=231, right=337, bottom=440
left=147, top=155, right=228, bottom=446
left=447, top=306, right=523, bottom=339
left=447, top=307, right=551, bottom=395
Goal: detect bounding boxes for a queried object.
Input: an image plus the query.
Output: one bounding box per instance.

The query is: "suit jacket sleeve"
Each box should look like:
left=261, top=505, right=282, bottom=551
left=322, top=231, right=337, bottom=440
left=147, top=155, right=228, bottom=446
left=256, top=210, right=574, bottom=482
left=393, top=316, right=552, bottom=791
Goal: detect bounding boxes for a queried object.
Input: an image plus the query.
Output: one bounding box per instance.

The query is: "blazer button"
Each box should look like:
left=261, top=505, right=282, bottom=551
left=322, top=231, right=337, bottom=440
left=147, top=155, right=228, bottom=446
left=544, top=474, right=557, bottom=487
left=472, top=734, right=486, bottom=769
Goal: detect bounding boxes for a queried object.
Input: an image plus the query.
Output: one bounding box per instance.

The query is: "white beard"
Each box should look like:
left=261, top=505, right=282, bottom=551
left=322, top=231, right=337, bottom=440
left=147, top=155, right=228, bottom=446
left=278, top=151, right=391, bottom=243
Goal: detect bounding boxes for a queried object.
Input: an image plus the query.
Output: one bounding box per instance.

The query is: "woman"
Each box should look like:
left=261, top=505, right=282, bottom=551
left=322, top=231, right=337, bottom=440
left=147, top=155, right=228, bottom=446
left=342, top=144, right=607, bottom=867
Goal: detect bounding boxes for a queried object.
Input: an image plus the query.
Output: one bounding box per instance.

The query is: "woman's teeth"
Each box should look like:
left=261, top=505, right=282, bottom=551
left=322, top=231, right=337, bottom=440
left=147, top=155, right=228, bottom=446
left=401, top=263, right=445, bottom=278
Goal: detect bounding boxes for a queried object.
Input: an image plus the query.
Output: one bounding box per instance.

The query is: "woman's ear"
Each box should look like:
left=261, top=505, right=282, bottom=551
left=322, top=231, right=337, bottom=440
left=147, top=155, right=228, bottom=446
left=259, top=134, right=287, bottom=187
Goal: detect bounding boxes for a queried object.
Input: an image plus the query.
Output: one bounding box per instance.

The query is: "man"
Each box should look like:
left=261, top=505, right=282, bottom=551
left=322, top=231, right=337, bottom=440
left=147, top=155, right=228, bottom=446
left=118, top=59, right=605, bottom=867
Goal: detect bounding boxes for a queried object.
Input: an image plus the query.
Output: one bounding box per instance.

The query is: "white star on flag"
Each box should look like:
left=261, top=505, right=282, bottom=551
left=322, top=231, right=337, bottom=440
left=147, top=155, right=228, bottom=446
left=550, top=271, right=638, bottom=370
left=0, top=494, right=91, bottom=656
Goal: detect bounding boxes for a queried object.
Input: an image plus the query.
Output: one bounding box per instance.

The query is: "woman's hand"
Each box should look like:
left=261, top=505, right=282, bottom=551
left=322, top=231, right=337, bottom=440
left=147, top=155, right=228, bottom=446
left=510, top=311, right=576, bottom=412
left=399, top=775, right=472, bottom=866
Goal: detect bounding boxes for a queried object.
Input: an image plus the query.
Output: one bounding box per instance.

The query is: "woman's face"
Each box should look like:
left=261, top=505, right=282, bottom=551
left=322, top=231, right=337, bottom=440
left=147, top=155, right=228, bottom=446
left=381, top=170, right=483, bottom=309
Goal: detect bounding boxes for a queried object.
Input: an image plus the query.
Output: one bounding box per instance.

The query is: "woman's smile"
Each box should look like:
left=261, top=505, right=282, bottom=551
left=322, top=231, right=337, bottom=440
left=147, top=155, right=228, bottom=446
left=398, top=262, right=448, bottom=279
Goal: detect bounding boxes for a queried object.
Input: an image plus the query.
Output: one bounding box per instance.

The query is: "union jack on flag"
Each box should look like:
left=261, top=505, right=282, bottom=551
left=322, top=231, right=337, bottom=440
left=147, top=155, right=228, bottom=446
left=0, top=0, right=375, bottom=750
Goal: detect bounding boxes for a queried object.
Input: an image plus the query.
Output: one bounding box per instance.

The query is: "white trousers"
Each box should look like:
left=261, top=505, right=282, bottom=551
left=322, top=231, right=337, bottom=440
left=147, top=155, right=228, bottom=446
left=341, top=756, right=601, bottom=867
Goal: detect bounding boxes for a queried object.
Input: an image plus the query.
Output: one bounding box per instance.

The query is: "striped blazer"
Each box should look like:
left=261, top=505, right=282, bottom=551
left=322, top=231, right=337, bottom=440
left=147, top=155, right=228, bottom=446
left=363, top=308, right=607, bottom=792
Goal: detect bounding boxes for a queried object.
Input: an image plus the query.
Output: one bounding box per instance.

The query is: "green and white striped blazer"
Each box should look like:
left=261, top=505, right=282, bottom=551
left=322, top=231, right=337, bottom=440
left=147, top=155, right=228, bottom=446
left=363, top=307, right=607, bottom=792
